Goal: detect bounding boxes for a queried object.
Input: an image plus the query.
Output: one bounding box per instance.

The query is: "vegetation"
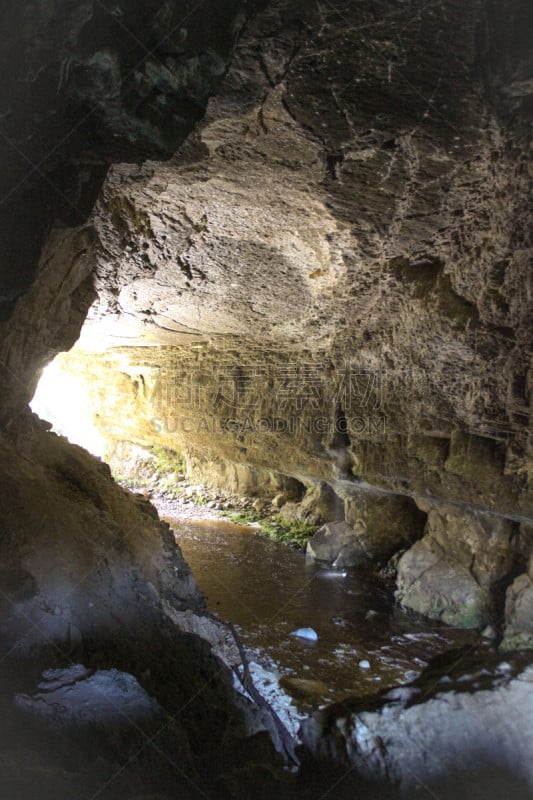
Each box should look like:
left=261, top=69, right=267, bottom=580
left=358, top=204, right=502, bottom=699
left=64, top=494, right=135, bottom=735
left=150, top=445, right=187, bottom=476
left=112, top=443, right=314, bottom=546
left=111, top=445, right=187, bottom=498
left=228, top=512, right=315, bottom=550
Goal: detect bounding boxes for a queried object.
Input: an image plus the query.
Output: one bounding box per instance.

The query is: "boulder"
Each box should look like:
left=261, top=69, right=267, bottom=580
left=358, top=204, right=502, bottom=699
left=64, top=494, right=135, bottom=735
left=272, top=493, right=287, bottom=509
left=15, top=665, right=165, bottom=732
left=306, top=490, right=426, bottom=568
left=252, top=498, right=269, bottom=514
left=306, top=522, right=367, bottom=567
left=396, top=505, right=519, bottom=627
left=395, top=537, right=489, bottom=627
left=501, top=530, right=533, bottom=648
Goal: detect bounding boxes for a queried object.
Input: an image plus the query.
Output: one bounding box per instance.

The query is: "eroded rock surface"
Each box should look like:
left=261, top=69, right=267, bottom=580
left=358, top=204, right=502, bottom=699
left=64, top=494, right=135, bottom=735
left=0, top=412, right=200, bottom=659
left=40, top=0, right=533, bottom=631
left=0, top=0, right=266, bottom=422
left=502, top=527, right=533, bottom=647
left=302, top=651, right=533, bottom=797
left=73, top=0, right=532, bottom=510
left=0, top=0, right=264, bottom=310
left=396, top=503, right=524, bottom=627
left=0, top=411, right=302, bottom=797
left=0, top=0, right=531, bottom=794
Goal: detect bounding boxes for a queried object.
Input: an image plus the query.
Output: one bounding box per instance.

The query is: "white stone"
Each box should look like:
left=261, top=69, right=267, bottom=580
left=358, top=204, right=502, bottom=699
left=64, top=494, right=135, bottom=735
left=291, top=627, right=318, bottom=642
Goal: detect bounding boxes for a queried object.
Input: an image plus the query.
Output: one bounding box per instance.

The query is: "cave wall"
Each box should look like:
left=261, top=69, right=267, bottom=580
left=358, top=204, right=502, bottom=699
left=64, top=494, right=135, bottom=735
left=0, top=0, right=266, bottom=423
left=0, top=1, right=531, bottom=793
left=0, top=0, right=531, bottom=653
left=0, top=4, right=296, bottom=795
left=0, top=0, right=269, bottom=649
left=46, top=0, right=533, bottom=628
left=65, top=0, right=532, bottom=507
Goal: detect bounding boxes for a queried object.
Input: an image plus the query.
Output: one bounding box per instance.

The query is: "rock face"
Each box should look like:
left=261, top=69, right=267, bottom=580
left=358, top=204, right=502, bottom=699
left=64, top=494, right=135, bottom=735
left=396, top=504, right=523, bottom=627
left=306, top=522, right=362, bottom=567
left=0, top=412, right=200, bottom=659
left=0, top=411, right=302, bottom=796
left=0, top=0, right=265, bottom=299
left=38, top=0, right=532, bottom=631
left=0, top=0, right=266, bottom=419
left=306, top=491, right=426, bottom=569
left=502, top=527, right=533, bottom=647
left=0, top=4, right=305, bottom=796
left=301, top=651, right=533, bottom=797
left=503, top=572, right=533, bottom=648
left=71, top=0, right=532, bottom=510
left=0, top=0, right=531, bottom=795
left=342, top=491, right=427, bottom=565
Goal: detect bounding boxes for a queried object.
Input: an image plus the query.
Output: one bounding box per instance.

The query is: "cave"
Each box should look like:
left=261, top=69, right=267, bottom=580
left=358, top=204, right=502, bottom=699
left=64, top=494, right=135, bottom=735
left=1, top=1, right=532, bottom=798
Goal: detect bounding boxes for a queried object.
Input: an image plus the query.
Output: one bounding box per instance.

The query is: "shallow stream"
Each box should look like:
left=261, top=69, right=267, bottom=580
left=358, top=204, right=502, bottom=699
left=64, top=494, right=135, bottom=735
left=166, top=517, right=478, bottom=712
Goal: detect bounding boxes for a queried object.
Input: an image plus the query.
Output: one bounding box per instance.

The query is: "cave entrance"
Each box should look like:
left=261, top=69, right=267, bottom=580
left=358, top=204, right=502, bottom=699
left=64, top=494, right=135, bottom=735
left=31, top=353, right=105, bottom=458
left=29, top=343, right=311, bottom=520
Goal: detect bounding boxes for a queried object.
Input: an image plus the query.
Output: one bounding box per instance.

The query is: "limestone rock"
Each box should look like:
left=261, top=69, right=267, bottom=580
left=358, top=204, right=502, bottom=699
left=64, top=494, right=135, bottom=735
left=301, top=652, right=533, bottom=796
left=21, top=0, right=529, bottom=572
left=4, top=0, right=527, bottom=653
left=305, top=490, right=426, bottom=568
left=272, top=493, right=287, bottom=509
left=396, top=537, right=489, bottom=628
left=343, top=490, right=426, bottom=564
left=501, top=523, right=533, bottom=647
left=0, top=413, right=203, bottom=660
left=306, top=522, right=366, bottom=568
left=502, top=575, right=533, bottom=650
left=0, top=416, right=298, bottom=797
left=252, top=498, right=269, bottom=514
left=396, top=505, right=520, bottom=627
left=502, top=548, right=533, bottom=649
left=280, top=483, right=343, bottom=526
left=0, top=0, right=263, bottom=331
left=15, top=665, right=165, bottom=731
left=49, top=0, right=531, bottom=525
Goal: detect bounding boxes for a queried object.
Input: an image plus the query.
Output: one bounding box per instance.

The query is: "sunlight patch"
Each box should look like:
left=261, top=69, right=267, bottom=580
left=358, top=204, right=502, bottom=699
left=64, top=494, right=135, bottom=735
left=31, top=357, right=105, bottom=458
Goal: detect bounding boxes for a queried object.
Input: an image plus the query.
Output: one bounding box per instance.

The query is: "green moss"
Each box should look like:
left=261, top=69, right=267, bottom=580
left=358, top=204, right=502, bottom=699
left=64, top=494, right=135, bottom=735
left=227, top=512, right=257, bottom=525
left=227, top=512, right=315, bottom=550
left=151, top=445, right=187, bottom=475
left=500, top=631, right=533, bottom=651
left=400, top=591, right=488, bottom=629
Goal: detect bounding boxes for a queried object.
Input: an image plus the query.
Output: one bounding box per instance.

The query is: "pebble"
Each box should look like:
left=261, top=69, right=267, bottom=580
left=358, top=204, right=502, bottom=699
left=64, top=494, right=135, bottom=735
left=291, top=627, right=318, bottom=642
left=359, top=659, right=371, bottom=669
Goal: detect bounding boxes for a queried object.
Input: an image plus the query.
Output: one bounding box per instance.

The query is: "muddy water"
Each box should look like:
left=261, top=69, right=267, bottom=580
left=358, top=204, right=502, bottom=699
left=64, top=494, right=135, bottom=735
left=166, top=517, right=478, bottom=711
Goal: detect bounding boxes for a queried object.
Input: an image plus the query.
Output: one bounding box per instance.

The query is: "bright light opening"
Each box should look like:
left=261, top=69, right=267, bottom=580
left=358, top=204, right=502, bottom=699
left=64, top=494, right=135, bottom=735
left=31, top=357, right=105, bottom=458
